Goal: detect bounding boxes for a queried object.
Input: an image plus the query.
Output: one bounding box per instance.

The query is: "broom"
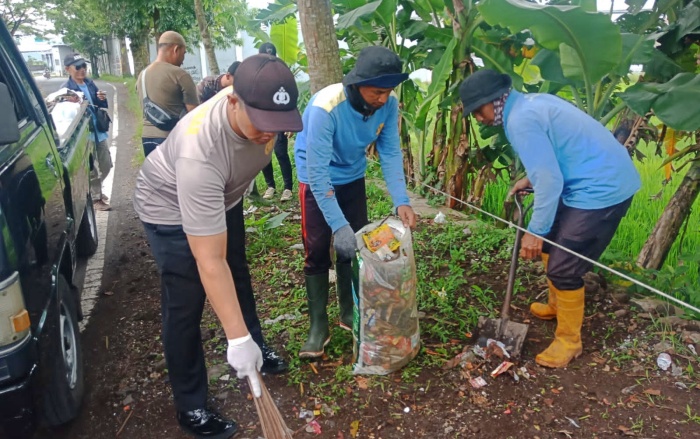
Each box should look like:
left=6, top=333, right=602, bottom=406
left=248, top=373, right=294, bottom=439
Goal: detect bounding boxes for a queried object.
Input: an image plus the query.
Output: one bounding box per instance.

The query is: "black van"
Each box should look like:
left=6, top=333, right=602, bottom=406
left=0, top=22, right=97, bottom=438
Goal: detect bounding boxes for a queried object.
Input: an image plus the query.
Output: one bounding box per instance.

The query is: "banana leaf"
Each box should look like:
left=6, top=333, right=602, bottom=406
left=620, top=73, right=700, bottom=132
left=478, top=0, right=622, bottom=84
left=270, top=17, right=299, bottom=65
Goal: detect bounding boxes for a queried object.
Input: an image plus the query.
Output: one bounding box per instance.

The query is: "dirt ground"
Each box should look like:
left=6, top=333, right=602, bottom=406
left=38, top=83, right=700, bottom=439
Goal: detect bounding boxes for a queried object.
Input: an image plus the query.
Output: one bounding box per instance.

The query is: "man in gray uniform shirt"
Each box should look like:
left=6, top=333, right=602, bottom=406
left=134, top=54, right=302, bottom=439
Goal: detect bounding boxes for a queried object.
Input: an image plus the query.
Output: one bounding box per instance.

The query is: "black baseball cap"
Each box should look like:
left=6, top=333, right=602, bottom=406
left=258, top=42, right=277, bottom=56
left=234, top=54, right=302, bottom=132
left=343, top=46, right=408, bottom=88
left=459, top=69, right=512, bottom=115
left=227, top=61, right=241, bottom=76
left=64, top=53, right=88, bottom=67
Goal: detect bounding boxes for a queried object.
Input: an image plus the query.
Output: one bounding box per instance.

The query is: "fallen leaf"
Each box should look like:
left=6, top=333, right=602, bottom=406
left=643, top=388, right=661, bottom=396
left=355, top=377, right=368, bottom=390
left=350, top=420, right=360, bottom=438
left=551, top=388, right=561, bottom=394
left=543, top=398, right=554, bottom=407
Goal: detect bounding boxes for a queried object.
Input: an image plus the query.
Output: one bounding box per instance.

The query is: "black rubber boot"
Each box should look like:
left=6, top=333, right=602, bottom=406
left=299, top=274, right=330, bottom=359
left=335, top=262, right=354, bottom=331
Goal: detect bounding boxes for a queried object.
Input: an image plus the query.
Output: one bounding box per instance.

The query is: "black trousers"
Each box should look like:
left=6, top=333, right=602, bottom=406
left=299, top=178, right=369, bottom=275
left=142, top=137, right=166, bottom=157
left=142, top=201, right=264, bottom=411
left=262, top=134, right=293, bottom=191
left=543, top=197, right=633, bottom=291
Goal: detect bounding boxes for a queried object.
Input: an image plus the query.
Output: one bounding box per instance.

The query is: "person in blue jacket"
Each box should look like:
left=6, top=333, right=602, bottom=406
left=62, top=53, right=112, bottom=211
left=459, top=69, right=640, bottom=368
left=294, top=46, right=417, bottom=358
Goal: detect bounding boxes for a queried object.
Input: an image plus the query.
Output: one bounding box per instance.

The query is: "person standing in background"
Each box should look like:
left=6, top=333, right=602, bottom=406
left=137, top=31, right=199, bottom=157
left=258, top=42, right=295, bottom=202
left=62, top=53, right=112, bottom=211
left=197, top=61, right=241, bottom=103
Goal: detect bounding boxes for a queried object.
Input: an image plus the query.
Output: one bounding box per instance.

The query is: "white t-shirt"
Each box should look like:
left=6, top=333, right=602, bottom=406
left=133, top=89, right=272, bottom=236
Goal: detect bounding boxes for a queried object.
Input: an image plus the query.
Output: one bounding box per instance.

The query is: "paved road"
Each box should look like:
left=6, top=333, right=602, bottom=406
left=33, top=76, right=66, bottom=97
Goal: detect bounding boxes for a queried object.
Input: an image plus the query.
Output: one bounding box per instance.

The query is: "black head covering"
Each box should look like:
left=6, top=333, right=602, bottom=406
left=343, top=46, right=408, bottom=88
left=459, top=69, right=512, bottom=115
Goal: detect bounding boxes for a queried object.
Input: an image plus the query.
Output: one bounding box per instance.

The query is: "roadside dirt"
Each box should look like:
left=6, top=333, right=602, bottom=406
left=39, top=83, right=700, bottom=439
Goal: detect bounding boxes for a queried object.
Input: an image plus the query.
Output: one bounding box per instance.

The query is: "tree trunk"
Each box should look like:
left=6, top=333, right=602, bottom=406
left=130, top=28, right=151, bottom=79
left=637, top=157, right=700, bottom=269
left=119, top=37, right=131, bottom=77
left=194, top=0, right=219, bottom=75
left=90, top=55, right=100, bottom=78
left=298, top=0, right=342, bottom=93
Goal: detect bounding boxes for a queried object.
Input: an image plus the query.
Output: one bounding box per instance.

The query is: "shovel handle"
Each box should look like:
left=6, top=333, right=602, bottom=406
left=501, top=190, right=533, bottom=319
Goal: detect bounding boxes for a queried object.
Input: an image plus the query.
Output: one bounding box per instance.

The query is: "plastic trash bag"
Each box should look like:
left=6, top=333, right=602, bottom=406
left=351, top=218, right=420, bottom=375
left=51, top=101, right=81, bottom=138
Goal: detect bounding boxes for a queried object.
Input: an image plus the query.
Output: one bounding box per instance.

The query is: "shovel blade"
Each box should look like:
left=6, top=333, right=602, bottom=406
left=476, top=316, right=529, bottom=358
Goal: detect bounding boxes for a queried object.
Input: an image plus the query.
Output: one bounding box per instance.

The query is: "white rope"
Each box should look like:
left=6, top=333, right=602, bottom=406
left=401, top=172, right=700, bottom=315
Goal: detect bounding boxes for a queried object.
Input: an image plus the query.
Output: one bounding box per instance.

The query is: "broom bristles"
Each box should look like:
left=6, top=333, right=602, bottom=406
left=249, top=373, right=293, bottom=439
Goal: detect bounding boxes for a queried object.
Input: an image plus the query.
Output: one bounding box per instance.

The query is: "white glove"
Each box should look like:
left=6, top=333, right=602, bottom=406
left=227, top=334, right=263, bottom=397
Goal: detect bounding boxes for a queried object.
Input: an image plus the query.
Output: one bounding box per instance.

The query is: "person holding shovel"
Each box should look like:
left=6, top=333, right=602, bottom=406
left=458, top=69, right=640, bottom=368
left=134, top=54, right=302, bottom=438
left=294, top=45, right=417, bottom=359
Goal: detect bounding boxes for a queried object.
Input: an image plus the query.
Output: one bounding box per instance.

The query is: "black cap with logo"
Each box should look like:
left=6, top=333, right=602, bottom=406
left=235, top=54, right=302, bottom=132
left=64, top=53, right=88, bottom=67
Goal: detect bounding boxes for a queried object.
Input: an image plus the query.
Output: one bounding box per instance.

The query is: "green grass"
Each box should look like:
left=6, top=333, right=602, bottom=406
left=99, top=74, right=144, bottom=165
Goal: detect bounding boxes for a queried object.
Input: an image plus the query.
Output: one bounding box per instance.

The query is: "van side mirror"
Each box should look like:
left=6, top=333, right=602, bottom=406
left=0, top=83, right=20, bottom=145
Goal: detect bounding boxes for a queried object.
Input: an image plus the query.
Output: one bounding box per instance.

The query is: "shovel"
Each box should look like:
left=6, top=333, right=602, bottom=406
left=476, top=191, right=532, bottom=358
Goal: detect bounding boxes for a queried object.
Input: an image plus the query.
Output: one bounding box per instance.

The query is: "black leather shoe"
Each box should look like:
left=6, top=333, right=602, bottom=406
left=260, top=343, right=288, bottom=374
left=176, top=408, right=237, bottom=439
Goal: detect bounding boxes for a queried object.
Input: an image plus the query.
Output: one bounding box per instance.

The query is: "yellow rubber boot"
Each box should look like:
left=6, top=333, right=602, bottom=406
left=536, top=286, right=584, bottom=368
left=530, top=253, right=557, bottom=320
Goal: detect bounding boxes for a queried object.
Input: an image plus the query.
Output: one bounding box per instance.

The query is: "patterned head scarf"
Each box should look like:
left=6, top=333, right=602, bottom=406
left=492, top=91, right=510, bottom=126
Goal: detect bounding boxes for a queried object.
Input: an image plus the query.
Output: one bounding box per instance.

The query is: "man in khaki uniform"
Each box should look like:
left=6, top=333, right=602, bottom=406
left=137, top=31, right=198, bottom=157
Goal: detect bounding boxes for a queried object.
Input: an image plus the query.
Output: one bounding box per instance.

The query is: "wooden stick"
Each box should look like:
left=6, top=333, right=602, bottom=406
left=116, top=409, right=134, bottom=437
left=248, top=373, right=293, bottom=439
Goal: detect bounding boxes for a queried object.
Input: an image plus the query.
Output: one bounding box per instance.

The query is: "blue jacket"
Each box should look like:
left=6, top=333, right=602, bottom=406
left=61, top=76, right=108, bottom=110
left=294, top=83, right=410, bottom=232
left=503, top=90, right=640, bottom=235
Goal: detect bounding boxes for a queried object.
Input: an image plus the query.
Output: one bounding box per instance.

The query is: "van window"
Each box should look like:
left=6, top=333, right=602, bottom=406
left=0, top=70, right=28, bottom=124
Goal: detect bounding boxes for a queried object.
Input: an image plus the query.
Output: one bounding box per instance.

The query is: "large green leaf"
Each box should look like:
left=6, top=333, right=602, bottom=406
left=258, top=3, right=298, bottom=23
left=532, top=48, right=570, bottom=84
left=337, top=1, right=382, bottom=29
left=270, top=17, right=299, bottom=65
left=620, top=73, right=700, bottom=131
left=416, top=38, right=457, bottom=131
left=478, top=0, right=622, bottom=84
left=615, top=33, right=655, bottom=76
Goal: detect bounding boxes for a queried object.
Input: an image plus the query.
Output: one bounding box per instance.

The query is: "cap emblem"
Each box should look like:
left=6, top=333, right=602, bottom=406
left=273, top=87, right=290, bottom=105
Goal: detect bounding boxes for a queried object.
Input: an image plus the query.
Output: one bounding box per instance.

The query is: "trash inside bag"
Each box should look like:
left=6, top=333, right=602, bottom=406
left=352, top=218, right=420, bottom=375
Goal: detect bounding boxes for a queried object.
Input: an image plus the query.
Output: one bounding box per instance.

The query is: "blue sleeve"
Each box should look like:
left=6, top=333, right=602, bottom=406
left=375, top=99, right=410, bottom=210
left=305, top=107, right=348, bottom=233
left=507, top=116, right=563, bottom=236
